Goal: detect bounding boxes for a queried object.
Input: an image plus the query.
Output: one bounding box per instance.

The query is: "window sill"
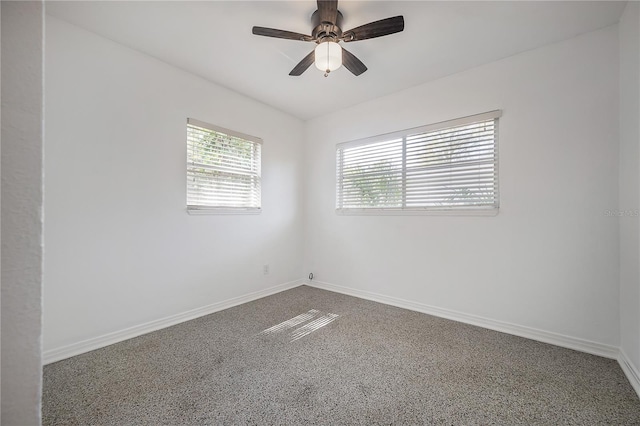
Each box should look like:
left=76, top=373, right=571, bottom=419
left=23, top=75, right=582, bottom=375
left=335, top=208, right=499, bottom=217
left=187, top=208, right=262, bottom=215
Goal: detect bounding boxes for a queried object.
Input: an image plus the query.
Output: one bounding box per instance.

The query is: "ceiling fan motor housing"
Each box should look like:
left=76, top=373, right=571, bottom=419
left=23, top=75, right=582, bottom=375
left=311, top=9, right=343, bottom=42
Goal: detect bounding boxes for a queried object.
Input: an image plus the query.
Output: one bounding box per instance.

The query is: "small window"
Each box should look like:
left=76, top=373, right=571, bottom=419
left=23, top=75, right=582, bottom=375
left=336, top=110, right=501, bottom=214
left=187, top=119, right=261, bottom=213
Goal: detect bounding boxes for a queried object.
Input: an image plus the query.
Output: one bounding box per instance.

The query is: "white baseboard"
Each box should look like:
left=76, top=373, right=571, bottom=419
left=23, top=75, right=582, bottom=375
left=618, top=350, right=640, bottom=398
left=304, top=280, right=619, bottom=360
left=44, top=277, right=640, bottom=400
left=43, top=279, right=304, bottom=365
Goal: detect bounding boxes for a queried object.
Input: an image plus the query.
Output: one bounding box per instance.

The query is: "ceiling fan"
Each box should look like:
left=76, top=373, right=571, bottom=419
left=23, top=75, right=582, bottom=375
left=252, top=0, right=404, bottom=77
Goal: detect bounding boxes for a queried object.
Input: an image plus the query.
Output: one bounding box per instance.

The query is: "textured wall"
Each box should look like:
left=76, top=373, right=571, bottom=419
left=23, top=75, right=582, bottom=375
left=1, top=1, right=45, bottom=424
left=619, top=1, right=640, bottom=379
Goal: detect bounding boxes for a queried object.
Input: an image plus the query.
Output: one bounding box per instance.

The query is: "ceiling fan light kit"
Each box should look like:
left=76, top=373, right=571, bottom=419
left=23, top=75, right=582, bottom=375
left=315, top=41, right=342, bottom=76
left=252, top=0, right=404, bottom=77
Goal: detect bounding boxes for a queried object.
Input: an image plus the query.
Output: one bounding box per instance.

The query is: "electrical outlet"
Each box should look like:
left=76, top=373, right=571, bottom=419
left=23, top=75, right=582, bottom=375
left=263, top=264, right=269, bottom=275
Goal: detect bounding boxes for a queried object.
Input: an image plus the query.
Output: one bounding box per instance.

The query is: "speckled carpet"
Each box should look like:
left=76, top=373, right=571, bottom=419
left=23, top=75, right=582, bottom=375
left=43, top=285, right=640, bottom=425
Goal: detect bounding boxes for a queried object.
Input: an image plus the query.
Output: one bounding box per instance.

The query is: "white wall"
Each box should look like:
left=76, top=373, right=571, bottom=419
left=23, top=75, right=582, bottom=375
left=1, top=1, right=44, bottom=424
left=43, top=17, right=305, bottom=352
left=619, top=1, right=640, bottom=380
left=304, top=26, right=620, bottom=347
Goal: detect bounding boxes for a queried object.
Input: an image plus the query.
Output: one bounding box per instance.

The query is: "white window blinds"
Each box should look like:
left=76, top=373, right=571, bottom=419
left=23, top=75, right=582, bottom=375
left=187, top=119, right=262, bottom=212
left=336, top=110, right=501, bottom=213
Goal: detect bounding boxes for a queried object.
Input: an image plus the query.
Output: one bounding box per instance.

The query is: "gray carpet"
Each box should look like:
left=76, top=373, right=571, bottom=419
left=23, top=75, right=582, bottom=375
left=43, top=285, right=640, bottom=425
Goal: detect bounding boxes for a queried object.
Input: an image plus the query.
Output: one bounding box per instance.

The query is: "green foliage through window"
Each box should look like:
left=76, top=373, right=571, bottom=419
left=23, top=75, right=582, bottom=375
left=187, top=119, right=261, bottom=211
left=336, top=112, right=500, bottom=211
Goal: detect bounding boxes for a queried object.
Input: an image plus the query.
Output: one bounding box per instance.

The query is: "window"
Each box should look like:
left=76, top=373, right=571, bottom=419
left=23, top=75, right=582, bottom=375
left=187, top=118, right=261, bottom=213
left=336, top=110, right=501, bottom=214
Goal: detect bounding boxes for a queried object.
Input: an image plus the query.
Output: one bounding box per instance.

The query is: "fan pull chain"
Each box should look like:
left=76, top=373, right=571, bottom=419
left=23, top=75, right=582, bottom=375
left=324, top=40, right=331, bottom=77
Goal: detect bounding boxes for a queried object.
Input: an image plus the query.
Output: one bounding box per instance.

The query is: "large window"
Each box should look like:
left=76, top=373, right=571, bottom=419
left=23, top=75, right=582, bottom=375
left=336, top=110, right=501, bottom=214
left=187, top=119, right=262, bottom=213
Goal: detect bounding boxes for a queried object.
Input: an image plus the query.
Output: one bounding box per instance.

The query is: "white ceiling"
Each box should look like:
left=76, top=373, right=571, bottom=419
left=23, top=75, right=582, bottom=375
left=46, top=1, right=626, bottom=120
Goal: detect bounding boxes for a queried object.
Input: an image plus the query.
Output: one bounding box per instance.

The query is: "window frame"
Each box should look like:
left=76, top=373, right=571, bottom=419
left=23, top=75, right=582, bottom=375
left=186, top=118, right=262, bottom=215
left=335, top=110, right=501, bottom=216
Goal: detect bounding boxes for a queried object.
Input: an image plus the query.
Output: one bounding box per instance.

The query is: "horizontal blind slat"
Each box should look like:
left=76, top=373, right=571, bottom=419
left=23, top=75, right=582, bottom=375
left=187, top=120, right=261, bottom=209
left=406, top=124, right=495, bottom=146
left=336, top=115, right=499, bottom=210
left=406, top=138, right=495, bottom=158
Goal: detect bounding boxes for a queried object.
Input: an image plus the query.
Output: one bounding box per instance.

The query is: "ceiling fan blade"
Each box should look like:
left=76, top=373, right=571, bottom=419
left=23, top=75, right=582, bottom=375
left=252, top=27, right=313, bottom=42
left=289, top=50, right=316, bottom=76
left=342, top=16, right=404, bottom=42
left=341, top=47, right=367, bottom=76
left=317, top=0, right=338, bottom=24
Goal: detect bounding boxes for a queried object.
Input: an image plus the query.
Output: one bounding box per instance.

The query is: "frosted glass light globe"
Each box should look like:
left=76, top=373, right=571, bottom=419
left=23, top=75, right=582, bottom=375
left=315, top=41, right=342, bottom=73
